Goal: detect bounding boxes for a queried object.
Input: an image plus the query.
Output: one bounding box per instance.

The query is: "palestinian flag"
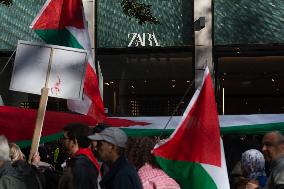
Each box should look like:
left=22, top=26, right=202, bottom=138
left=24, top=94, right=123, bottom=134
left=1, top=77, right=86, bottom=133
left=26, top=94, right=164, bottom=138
left=0, top=106, right=149, bottom=148
left=152, top=67, right=230, bottom=189
left=30, top=0, right=105, bottom=122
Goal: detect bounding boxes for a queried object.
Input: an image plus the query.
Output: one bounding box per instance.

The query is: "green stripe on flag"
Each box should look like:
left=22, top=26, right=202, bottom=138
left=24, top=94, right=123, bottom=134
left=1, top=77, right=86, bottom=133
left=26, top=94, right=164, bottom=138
left=123, top=122, right=284, bottom=137
left=17, top=132, right=63, bottom=149
left=15, top=122, right=284, bottom=148
left=34, top=29, right=83, bottom=49
left=220, top=122, right=284, bottom=135
left=155, top=156, right=218, bottom=189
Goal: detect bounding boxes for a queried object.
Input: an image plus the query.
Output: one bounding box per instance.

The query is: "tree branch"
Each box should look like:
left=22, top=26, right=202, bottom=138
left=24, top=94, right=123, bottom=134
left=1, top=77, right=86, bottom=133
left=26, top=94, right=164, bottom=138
left=121, top=0, right=159, bottom=25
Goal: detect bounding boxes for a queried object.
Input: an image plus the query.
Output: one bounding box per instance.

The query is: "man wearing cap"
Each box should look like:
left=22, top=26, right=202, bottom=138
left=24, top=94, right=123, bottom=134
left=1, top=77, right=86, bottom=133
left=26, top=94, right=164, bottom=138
left=88, top=127, right=142, bottom=189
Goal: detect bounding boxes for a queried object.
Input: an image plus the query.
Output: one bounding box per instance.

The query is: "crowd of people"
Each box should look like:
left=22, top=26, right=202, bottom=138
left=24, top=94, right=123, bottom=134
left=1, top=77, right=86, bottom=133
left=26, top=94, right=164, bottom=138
left=0, top=123, right=284, bottom=189
left=230, top=131, right=284, bottom=189
left=0, top=123, right=181, bottom=189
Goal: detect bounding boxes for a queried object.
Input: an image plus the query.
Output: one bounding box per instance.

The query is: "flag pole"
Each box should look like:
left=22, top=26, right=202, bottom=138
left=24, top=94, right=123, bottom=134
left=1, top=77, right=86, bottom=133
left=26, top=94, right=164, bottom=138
left=159, top=81, right=194, bottom=137
left=28, top=48, right=53, bottom=163
left=222, top=87, right=225, bottom=115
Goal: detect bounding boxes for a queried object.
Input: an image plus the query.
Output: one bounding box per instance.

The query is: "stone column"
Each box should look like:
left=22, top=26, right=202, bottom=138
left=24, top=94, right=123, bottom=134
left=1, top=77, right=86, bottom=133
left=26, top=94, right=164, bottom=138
left=194, top=0, right=213, bottom=89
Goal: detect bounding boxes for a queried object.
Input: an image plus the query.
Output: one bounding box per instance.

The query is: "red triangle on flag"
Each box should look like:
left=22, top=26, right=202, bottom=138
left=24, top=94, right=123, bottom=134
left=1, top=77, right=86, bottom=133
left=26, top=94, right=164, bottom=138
left=153, top=68, right=221, bottom=167
left=31, top=0, right=84, bottom=29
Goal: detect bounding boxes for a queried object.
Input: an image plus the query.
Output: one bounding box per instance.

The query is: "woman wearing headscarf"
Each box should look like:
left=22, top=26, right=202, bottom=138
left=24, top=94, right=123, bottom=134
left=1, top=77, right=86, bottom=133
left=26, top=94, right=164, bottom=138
left=235, top=149, right=267, bottom=189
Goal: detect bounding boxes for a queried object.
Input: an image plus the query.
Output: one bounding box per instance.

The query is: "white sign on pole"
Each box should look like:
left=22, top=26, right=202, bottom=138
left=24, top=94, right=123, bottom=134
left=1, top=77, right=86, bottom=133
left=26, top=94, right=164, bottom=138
left=10, top=40, right=87, bottom=100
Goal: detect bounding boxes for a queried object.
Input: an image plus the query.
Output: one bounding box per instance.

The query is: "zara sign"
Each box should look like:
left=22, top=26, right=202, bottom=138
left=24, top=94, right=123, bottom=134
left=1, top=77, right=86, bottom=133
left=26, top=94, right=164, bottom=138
left=128, top=32, right=160, bottom=47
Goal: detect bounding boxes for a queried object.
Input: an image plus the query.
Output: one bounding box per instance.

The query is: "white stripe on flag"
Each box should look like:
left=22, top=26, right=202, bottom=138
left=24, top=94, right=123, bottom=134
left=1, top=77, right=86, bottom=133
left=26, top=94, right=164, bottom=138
left=201, top=139, right=230, bottom=189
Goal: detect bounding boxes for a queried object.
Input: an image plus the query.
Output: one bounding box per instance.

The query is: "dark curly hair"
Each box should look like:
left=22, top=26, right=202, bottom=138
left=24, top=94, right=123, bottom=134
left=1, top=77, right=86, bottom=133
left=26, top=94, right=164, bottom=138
left=126, top=137, right=160, bottom=170
left=63, top=123, right=92, bottom=148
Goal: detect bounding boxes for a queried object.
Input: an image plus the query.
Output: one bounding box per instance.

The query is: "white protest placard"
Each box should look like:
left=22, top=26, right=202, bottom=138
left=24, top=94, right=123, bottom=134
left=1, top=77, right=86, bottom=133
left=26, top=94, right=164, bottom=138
left=10, top=40, right=87, bottom=100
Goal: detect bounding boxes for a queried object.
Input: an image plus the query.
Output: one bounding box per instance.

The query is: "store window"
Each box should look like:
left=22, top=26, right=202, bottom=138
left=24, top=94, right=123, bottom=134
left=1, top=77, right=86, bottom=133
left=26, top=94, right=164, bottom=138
left=217, top=56, right=284, bottom=114
left=99, top=52, right=194, bottom=116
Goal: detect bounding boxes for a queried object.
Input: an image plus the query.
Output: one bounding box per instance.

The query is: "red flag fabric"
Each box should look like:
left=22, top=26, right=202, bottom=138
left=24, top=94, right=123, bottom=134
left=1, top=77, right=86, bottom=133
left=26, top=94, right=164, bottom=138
left=104, top=117, right=149, bottom=127
left=0, top=106, right=149, bottom=143
left=153, top=67, right=221, bottom=167
left=31, top=0, right=84, bottom=29
left=0, top=106, right=96, bottom=142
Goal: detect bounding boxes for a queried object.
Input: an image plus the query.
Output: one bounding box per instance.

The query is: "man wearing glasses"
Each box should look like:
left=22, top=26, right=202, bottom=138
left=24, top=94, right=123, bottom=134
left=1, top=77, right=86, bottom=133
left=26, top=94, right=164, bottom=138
left=59, top=123, right=100, bottom=189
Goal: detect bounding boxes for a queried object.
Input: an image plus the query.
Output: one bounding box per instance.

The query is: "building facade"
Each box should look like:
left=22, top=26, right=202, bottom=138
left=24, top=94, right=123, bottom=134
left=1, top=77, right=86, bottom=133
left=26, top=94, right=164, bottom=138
left=0, top=0, right=284, bottom=116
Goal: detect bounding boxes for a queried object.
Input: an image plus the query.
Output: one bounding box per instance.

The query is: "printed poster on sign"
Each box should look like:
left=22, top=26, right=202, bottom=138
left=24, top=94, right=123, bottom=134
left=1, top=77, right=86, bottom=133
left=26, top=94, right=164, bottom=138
left=10, top=40, right=87, bottom=100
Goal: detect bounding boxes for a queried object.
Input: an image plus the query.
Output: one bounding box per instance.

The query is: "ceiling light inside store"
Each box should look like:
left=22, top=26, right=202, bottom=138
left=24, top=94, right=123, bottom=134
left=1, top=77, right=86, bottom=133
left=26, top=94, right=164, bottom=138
left=105, top=82, right=110, bottom=86
left=234, top=48, right=240, bottom=54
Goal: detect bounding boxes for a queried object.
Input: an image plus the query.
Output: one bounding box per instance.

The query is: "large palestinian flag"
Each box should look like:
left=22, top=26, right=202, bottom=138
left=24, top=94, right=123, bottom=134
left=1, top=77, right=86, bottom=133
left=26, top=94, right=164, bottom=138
left=152, top=67, right=230, bottom=189
left=30, top=0, right=105, bottom=122
left=0, top=106, right=149, bottom=148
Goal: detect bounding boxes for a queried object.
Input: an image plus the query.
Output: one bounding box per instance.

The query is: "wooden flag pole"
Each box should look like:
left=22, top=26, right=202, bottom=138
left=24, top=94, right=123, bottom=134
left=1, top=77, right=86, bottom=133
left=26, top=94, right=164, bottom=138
left=28, top=48, right=53, bottom=163
left=28, top=87, right=49, bottom=163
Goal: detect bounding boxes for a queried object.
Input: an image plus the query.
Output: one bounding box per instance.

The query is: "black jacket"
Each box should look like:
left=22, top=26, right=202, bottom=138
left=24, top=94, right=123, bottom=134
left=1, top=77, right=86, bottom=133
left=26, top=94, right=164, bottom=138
left=59, top=154, right=99, bottom=189
left=12, top=160, right=46, bottom=189
left=100, top=155, right=142, bottom=189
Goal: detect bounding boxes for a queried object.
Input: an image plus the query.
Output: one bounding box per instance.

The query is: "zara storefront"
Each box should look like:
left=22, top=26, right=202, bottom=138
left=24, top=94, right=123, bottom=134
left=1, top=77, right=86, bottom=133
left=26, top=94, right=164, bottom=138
left=0, top=0, right=284, bottom=116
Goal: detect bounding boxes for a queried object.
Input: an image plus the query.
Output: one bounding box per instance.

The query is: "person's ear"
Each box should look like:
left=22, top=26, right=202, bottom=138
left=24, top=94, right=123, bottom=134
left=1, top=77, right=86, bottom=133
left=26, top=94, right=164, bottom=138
left=280, top=143, right=284, bottom=152
left=71, top=139, right=78, bottom=146
left=110, top=143, right=115, bottom=149
left=109, top=143, right=117, bottom=152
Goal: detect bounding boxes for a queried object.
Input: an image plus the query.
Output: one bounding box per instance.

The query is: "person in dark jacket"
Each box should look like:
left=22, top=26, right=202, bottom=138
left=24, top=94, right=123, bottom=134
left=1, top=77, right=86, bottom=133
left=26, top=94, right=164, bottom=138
left=9, top=143, right=46, bottom=189
left=88, top=127, right=142, bottom=189
left=12, top=160, right=46, bottom=189
left=59, top=123, right=100, bottom=189
left=0, top=135, right=26, bottom=189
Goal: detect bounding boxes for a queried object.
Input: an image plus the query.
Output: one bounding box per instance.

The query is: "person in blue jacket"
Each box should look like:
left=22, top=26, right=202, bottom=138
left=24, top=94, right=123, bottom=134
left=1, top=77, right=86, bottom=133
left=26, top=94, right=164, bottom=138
left=88, top=127, right=142, bottom=189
